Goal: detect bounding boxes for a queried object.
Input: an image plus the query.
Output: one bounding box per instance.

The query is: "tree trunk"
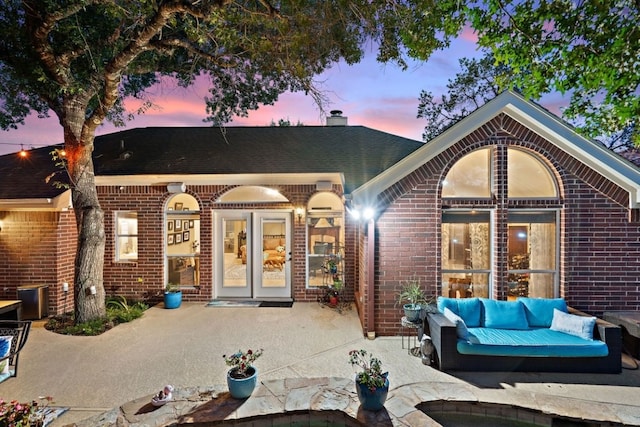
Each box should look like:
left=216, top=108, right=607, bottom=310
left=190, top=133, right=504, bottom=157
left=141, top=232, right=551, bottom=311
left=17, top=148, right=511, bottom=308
left=64, top=100, right=107, bottom=324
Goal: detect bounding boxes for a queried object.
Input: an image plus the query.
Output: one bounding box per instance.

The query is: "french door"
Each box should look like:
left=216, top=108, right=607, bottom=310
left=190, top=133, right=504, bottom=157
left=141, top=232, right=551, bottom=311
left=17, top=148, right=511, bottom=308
left=214, top=210, right=291, bottom=299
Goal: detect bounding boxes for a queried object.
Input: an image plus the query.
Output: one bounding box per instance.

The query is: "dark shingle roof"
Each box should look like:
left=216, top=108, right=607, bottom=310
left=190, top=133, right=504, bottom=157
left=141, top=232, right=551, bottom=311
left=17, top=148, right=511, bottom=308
left=0, top=126, right=423, bottom=199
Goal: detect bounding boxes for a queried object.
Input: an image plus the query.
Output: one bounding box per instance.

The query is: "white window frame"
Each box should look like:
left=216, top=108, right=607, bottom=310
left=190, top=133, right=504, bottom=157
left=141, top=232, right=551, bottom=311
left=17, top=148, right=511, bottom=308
left=115, top=211, right=138, bottom=262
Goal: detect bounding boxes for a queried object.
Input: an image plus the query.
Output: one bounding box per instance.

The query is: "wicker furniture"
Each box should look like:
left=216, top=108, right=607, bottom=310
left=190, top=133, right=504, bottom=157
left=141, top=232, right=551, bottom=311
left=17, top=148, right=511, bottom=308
left=0, top=320, right=32, bottom=382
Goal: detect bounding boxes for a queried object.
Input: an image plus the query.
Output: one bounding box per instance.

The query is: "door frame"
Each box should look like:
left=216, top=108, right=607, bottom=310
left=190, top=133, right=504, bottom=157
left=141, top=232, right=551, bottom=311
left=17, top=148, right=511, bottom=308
left=213, top=209, right=292, bottom=300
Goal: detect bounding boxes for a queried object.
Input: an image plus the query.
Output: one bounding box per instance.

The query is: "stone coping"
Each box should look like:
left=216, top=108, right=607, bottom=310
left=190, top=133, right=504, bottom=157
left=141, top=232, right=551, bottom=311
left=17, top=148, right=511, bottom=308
left=68, top=377, right=640, bottom=426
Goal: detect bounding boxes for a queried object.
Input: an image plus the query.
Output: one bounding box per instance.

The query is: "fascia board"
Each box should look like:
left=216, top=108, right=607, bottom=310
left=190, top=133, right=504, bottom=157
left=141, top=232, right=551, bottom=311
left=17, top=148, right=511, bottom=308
left=502, top=100, right=640, bottom=208
left=96, top=172, right=344, bottom=188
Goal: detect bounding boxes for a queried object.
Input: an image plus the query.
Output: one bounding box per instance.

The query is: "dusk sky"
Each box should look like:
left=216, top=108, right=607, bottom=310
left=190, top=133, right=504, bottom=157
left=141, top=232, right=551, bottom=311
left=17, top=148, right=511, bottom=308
left=0, top=28, right=567, bottom=156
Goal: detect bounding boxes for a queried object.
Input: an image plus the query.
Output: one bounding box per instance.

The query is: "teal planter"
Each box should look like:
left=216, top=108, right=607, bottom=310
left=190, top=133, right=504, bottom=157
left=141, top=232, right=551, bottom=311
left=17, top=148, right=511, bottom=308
left=356, top=375, right=389, bottom=411
left=227, top=367, right=258, bottom=399
left=164, top=291, right=182, bottom=309
left=403, top=303, right=422, bottom=322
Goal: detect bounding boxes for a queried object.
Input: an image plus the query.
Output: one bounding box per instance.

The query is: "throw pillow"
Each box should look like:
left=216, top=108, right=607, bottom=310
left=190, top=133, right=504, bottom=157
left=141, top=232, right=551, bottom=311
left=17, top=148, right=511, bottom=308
left=481, top=299, right=529, bottom=329
left=518, top=297, right=568, bottom=328
left=443, top=307, right=469, bottom=339
left=550, top=308, right=596, bottom=340
left=0, top=336, right=13, bottom=375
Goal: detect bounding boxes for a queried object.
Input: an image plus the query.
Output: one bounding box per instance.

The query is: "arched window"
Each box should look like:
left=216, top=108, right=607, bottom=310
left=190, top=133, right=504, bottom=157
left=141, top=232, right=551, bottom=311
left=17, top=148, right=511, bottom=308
left=166, top=193, right=200, bottom=288
left=441, top=147, right=560, bottom=299
left=442, top=148, right=491, bottom=198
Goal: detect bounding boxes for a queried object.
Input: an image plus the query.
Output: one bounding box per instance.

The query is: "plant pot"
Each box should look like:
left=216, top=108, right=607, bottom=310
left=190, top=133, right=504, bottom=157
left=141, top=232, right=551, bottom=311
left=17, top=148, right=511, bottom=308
left=355, top=375, right=389, bottom=411
left=329, top=295, right=338, bottom=306
left=227, top=367, right=258, bottom=399
left=164, top=291, right=182, bottom=309
left=403, top=303, right=422, bottom=322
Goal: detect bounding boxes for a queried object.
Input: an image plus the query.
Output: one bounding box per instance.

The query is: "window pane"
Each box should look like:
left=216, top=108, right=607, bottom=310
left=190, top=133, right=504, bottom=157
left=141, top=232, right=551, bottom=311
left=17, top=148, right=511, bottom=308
left=508, top=212, right=557, bottom=298
left=442, top=211, right=490, bottom=298
left=442, top=212, right=490, bottom=270
left=442, top=273, right=489, bottom=298
left=115, top=212, right=137, bottom=261
left=508, top=148, right=558, bottom=198
left=442, top=148, right=491, bottom=198
left=116, top=236, right=137, bottom=260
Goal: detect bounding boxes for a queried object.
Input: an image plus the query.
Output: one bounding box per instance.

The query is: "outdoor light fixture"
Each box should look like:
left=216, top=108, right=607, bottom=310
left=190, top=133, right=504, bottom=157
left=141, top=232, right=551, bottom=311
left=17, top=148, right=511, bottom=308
left=167, top=182, right=186, bottom=193
left=62, top=282, right=69, bottom=292
left=295, top=207, right=304, bottom=223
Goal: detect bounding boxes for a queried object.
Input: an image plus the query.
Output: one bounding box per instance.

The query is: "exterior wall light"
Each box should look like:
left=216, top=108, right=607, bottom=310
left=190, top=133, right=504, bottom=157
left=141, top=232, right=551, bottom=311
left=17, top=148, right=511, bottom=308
left=295, top=207, right=304, bottom=223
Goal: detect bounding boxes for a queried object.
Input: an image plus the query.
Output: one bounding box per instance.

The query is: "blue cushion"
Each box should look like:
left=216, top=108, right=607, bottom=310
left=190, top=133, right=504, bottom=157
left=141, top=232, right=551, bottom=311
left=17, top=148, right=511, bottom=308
left=443, top=307, right=469, bottom=339
left=480, top=299, right=529, bottom=329
left=437, top=297, right=482, bottom=327
left=550, top=309, right=596, bottom=340
left=0, top=336, right=12, bottom=375
left=457, top=327, right=608, bottom=357
left=518, top=297, right=568, bottom=328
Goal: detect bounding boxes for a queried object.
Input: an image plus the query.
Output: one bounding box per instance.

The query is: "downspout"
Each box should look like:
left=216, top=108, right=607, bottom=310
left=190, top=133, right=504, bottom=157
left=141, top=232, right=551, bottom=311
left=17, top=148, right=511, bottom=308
left=366, top=218, right=376, bottom=339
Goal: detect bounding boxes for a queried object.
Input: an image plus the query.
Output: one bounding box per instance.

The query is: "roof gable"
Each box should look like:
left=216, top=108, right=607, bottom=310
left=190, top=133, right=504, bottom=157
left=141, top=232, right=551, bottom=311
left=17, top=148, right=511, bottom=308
left=351, top=91, right=640, bottom=209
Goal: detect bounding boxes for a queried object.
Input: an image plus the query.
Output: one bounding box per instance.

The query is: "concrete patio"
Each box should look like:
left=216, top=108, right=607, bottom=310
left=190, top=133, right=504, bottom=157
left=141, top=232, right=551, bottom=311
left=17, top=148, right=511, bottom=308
left=1, top=302, right=639, bottom=426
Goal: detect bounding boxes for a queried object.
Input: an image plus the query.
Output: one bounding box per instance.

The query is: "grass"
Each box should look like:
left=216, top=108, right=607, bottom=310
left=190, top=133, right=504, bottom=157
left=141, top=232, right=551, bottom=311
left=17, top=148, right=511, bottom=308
left=45, top=296, right=149, bottom=336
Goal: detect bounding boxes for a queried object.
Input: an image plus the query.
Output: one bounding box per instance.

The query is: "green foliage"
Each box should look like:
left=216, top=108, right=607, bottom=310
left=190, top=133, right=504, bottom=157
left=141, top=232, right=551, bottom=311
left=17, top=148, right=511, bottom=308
left=459, top=0, right=640, bottom=145
left=46, top=296, right=148, bottom=335
left=165, top=283, right=180, bottom=293
left=418, top=52, right=508, bottom=141
left=348, top=349, right=387, bottom=391
left=396, top=277, right=431, bottom=307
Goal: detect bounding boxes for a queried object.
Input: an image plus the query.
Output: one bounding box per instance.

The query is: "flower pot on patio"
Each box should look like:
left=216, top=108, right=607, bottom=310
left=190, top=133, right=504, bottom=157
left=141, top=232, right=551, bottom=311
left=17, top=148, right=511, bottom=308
left=226, top=367, right=258, bottom=399
left=356, top=374, right=389, bottom=411
left=164, top=285, right=182, bottom=309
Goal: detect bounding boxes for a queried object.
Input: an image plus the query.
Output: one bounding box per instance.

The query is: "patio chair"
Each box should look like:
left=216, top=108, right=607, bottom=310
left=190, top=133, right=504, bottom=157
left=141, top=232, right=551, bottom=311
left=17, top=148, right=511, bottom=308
left=0, top=320, right=32, bottom=383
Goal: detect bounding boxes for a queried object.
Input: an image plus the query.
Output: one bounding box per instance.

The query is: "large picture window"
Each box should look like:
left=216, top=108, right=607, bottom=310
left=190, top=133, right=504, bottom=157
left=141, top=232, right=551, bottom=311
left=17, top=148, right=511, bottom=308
left=441, top=147, right=560, bottom=300
left=115, top=211, right=138, bottom=261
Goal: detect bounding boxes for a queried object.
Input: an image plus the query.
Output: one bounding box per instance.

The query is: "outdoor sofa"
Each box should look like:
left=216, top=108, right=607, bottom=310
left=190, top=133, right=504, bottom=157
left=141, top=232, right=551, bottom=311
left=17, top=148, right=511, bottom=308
left=425, top=297, right=622, bottom=373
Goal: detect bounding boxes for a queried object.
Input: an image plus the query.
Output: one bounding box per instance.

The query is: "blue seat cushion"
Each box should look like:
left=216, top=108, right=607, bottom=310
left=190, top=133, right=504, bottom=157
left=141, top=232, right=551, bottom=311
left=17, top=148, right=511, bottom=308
left=437, top=297, right=482, bottom=327
left=457, top=328, right=609, bottom=357
left=518, top=297, right=568, bottom=328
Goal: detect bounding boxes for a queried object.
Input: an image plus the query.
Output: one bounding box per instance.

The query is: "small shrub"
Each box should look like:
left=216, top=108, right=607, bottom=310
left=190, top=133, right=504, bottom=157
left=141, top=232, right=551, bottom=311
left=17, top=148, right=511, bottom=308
left=46, top=296, right=148, bottom=336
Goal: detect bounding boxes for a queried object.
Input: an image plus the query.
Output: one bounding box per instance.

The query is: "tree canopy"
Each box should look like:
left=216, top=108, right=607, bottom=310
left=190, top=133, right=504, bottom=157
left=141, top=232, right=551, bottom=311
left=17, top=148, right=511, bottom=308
left=0, top=0, right=462, bottom=323
left=418, top=51, right=635, bottom=152
left=460, top=0, right=640, bottom=145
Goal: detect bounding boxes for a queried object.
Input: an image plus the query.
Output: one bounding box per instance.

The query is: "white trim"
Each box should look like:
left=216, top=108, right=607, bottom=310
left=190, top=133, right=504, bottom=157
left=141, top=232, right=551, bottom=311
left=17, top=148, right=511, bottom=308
left=0, top=190, right=72, bottom=211
left=96, top=172, right=344, bottom=188
left=351, top=91, right=640, bottom=209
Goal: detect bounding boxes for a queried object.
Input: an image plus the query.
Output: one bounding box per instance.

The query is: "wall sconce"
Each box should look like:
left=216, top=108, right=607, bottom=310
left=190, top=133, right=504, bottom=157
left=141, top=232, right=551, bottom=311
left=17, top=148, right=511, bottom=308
left=167, top=182, right=186, bottom=193
left=62, top=282, right=69, bottom=292
left=295, top=207, right=304, bottom=223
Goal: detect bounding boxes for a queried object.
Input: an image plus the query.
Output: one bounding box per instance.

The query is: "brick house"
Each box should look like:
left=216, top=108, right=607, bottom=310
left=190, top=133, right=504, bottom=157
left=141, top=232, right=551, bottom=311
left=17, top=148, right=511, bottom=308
left=1, top=91, right=639, bottom=337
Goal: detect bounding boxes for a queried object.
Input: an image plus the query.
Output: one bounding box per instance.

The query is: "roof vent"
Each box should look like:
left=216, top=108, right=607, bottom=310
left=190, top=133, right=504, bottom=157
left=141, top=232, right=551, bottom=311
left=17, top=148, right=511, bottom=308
left=326, top=110, right=347, bottom=127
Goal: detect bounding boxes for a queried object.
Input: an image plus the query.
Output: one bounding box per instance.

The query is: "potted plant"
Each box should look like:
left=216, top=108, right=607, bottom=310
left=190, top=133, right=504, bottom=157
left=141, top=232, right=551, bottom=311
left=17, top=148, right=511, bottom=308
left=164, top=283, right=182, bottom=309
left=348, top=349, right=389, bottom=411
left=329, top=278, right=343, bottom=306
left=223, top=348, right=263, bottom=399
left=396, top=278, right=429, bottom=322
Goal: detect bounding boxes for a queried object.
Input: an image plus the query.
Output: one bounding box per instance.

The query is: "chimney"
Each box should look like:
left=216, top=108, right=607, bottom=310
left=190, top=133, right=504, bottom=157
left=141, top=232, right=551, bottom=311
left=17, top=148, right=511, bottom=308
left=326, top=110, right=348, bottom=126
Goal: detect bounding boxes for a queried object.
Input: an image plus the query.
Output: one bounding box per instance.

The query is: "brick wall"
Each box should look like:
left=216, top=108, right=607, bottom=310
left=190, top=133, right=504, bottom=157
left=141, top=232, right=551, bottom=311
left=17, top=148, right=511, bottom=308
left=370, top=115, right=640, bottom=336
left=0, top=209, right=77, bottom=316
left=97, top=183, right=350, bottom=306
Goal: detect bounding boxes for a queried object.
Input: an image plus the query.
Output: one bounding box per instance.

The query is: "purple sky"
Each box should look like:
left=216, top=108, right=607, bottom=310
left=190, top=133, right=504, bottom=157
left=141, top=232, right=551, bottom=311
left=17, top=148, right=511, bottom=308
left=0, top=30, right=567, bottom=156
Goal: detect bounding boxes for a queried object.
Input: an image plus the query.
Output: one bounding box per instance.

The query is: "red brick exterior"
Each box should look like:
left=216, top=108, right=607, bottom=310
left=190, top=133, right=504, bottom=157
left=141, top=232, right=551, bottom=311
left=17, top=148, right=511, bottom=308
left=370, top=114, right=640, bottom=336
left=0, top=210, right=76, bottom=316
left=2, top=114, right=639, bottom=337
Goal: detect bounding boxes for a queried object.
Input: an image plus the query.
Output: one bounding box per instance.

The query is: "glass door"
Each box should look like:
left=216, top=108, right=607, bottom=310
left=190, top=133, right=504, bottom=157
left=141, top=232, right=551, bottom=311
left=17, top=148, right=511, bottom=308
left=253, top=212, right=291, bottom=299
left=214, top=210, right=291, bottom=299
left=215, top=211, right=251, bottom=298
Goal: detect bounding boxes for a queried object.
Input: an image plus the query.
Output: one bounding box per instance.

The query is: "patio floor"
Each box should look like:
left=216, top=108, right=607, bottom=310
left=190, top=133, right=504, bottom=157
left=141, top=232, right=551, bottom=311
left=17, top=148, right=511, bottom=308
left=1, top=302, right=639, bottom=426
